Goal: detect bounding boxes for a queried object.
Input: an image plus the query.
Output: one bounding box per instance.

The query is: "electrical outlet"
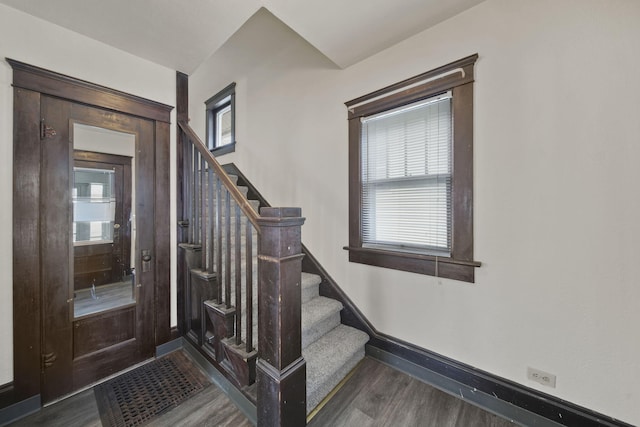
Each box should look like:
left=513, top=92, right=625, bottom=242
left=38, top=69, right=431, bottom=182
left=527, top=367, right=556, bottom=388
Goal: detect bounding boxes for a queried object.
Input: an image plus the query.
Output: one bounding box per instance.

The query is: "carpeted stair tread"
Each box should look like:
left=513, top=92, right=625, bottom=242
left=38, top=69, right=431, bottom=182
left=301, top=296, right=342, bottom=349
left=237, top=185, right=248, bottom=197
left=303, top=324, right=369, bottom=413
left=301, top=272, right=321, bottom=303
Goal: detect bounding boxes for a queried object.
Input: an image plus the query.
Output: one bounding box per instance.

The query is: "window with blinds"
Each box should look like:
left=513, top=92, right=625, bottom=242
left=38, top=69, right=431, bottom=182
left=345, top=54, right=478, bottom=281
left=361, top=92, right=452, bottom=256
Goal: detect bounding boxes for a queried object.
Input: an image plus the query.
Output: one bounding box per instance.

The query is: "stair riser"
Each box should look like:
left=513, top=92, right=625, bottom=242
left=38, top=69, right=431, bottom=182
left=306, top=346, right=365, bottom=413
left=302, top=311, right=341, bottom=350
left=301, top=285, right=319, bottom=304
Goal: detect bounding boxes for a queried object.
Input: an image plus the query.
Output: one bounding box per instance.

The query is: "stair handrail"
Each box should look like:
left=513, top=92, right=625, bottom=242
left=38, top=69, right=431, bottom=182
left=177, top=120, right=261, bottom=230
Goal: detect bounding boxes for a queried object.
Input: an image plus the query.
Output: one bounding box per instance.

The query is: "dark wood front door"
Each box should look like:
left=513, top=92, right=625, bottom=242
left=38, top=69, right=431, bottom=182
left=40, top=96, right=156, bottom=402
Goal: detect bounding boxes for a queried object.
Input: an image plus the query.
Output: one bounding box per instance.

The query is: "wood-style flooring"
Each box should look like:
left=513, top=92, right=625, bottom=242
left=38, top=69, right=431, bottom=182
left=9, top=353, right=515, bottom=426
left=9, top=350, right=252, bottom=427
left=309, top=357, right=517, bottom=427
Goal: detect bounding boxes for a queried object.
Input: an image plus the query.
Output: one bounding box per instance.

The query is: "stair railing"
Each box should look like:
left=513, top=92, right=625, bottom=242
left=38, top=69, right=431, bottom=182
left=177, top=120, right=307, bottom=427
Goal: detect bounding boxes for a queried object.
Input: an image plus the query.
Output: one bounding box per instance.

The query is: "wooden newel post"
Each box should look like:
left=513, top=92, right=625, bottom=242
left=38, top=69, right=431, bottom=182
left=256, top=207, right=307, bottom=427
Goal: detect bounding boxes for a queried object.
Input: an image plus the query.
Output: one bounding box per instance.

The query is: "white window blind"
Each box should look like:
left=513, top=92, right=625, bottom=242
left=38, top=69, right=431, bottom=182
left=216, top=104, right=232, bottom=147
left=361, top=92, right=452, bottom=255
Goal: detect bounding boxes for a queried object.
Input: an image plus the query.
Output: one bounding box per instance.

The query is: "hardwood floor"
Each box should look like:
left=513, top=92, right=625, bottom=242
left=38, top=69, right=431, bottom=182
left=10, top=389, right=102, bottom=427
left=9, top=351, right=252, bottom=427
left=308, top=357, right=517, bottom=427
left=9, top=353, right=515, bottom=426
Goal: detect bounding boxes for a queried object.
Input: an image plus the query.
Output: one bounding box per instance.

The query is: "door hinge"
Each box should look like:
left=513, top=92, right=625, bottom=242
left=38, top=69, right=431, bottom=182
left=42, top=351, right=57, bottom=369
left=40, top=119, right=57, bottom=140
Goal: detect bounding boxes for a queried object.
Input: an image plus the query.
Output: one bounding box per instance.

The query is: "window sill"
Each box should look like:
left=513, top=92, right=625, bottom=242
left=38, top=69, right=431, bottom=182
left=343, top=246, right=480, bottom=283
left=211, top=141, right=236, bottom=156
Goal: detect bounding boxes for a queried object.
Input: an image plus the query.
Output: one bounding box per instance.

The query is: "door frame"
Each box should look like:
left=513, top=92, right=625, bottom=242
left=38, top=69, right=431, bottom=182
left=8, top=59, right=173, bottom=402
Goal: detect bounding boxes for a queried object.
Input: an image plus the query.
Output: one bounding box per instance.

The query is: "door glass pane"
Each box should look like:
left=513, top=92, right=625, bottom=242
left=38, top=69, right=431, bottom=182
left=73, top=168, right=116, bottom=244
left=72, top=123, right=136, bottom=319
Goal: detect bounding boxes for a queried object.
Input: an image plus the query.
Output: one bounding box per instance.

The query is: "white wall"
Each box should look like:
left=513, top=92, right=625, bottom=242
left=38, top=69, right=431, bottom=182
left=0, top=4, right=178, bottom=385
left=189, top=1, right=640, bottom=424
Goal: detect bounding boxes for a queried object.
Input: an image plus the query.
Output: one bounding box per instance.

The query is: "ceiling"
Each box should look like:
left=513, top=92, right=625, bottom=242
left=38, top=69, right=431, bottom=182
left=0, top=0, right=484, bottom=73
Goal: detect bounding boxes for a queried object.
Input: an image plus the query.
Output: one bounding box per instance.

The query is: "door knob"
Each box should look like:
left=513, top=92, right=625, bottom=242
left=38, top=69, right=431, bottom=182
left=141, top=249, right=152, bottom=272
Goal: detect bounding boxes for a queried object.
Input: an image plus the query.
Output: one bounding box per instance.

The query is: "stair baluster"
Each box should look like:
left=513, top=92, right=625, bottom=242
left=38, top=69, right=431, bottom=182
left=234, top=204, right=242, bottom=345
left=245, top=217, right=253, bottom=354
left=207, top=167, right=214, bottom=273
left=215, top=175, right=223, bottom=303
left=199, top=154, right=206, bottom=269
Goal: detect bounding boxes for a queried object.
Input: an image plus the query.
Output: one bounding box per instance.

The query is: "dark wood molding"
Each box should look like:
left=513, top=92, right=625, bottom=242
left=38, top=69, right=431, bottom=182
left=344, top=246, right=476, bottom=283
left=204, top=82, right=237, bottom=107
left=0, top=382, right=13, bottom=404
left=12, top=87, right=42, bottom=402
left=205, top=82, right=236, bottom=151
left=73, top=150, right=132, bottom=165
left=6, top=58, right=172, bottom=123
left=345, top=54, right=478, bottom=118
left=155, top=334, right=182, bottom=358
left=154, top=120, right=172, bottom=346
left=0, top=393, right=40, bottom=425
left=0, top=382, right=18, bottom=415
left=176, top=72, right=189, bottom=123
left=451, top=82, right=474, bottom=263
left=175, top=72, right=188, bottom=336
left=170, top=326, right=180, bottom=341
left=345, top=54, right=479, bottom=283
left=256, top=208, right=307, bottom=427
left=346, top=118, right=362, bottom=249
left=211, top=141, right=236, bottom=156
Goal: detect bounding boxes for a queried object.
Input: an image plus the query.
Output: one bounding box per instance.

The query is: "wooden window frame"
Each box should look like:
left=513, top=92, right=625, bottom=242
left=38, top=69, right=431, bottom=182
left=344, top=54, right=480, bottom=283
left=205, top=82, right=236, bottom=156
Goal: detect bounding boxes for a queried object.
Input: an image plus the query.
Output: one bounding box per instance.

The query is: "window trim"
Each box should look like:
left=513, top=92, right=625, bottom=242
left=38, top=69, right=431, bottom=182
left=205, top=82, right=236, bottom=155
left=344, top=54, right=480, bottom=283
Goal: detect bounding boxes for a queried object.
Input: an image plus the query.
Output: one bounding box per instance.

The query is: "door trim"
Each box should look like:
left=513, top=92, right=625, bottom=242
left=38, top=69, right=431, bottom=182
left=8, top=59, right=171, bottom=122
left=8, top=58, right=173, bottom=402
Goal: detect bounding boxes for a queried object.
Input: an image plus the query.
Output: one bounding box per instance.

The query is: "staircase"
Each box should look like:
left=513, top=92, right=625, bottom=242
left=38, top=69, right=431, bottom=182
left=301, top=263, right=369, bottom=412
left=187, top=174, right=368, bottom=413
left=180, top=155, right=369, bottom=414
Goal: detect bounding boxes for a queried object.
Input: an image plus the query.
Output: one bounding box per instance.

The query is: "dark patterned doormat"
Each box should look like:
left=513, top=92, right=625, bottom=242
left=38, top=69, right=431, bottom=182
left=94, top=351, right=211, bottom=427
